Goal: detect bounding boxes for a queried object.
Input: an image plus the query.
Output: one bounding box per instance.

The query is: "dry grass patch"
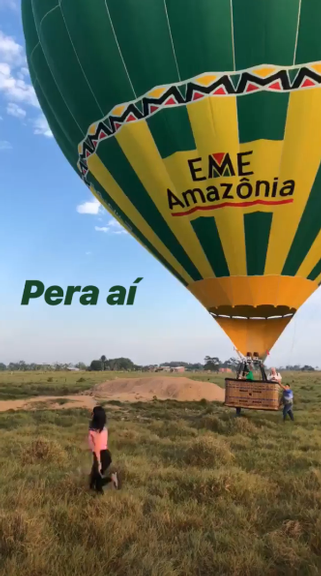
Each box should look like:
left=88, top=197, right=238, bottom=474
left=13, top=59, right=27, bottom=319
left=21, top=437, right=67, bottom=465
left=183, top=435, right=234, bottom=467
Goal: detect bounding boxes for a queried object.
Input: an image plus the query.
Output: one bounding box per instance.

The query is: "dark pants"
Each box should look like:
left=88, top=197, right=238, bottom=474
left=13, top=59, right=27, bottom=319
left=236, top=407, right=241, bottom=416
left=89, top=449, right=112, bottom=493
left=283, top=403, right=294, bottom=421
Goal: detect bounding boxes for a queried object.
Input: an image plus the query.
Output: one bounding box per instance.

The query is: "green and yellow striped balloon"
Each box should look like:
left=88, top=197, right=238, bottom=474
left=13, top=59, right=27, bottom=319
left=22, top=0, right=321, bottom=357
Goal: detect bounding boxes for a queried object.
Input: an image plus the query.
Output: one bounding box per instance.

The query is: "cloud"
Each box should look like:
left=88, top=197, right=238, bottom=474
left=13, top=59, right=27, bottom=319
left=77, top=198, right=102, bottom=215
left=0, top=58, right=39, bottom=108
left=7, top=102, right=26, bottom=118
left=0, top=31, right=54, bottom=141
left=0, top=30, right=25, bottom=67
left=95, top=226, right=109, bottom=233
left=0, top=62, right=39, bottom=107
left=0, top=30, right=54, bottom=141
left=85, top=251, right=92, bottom=255
left=94, top=218, right=128, bottom=236
left=32, top=114, right=53, bottom=137
left=17, top=67, right=29, bottom=79
left=0, top=140, right=12, bottom=149
left=107, top=218, right=128, bottom=234
left=0, top=0, right=18, bottom=12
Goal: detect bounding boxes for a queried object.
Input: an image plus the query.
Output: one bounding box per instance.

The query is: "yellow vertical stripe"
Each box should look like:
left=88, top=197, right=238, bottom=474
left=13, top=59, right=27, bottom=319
left=265, top=89, right=321, bottom=274
left=87, top=154, right=193, bottom=285
left=115, top=121, right=214, bottom=279
left=296, top=231, right=321, bottom=279
left=187, top=97, right=246, bottom=276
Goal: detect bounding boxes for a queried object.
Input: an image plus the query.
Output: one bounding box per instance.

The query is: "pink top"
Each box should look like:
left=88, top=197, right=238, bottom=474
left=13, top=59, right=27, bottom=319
left=88, top=427, right=108, bottom=461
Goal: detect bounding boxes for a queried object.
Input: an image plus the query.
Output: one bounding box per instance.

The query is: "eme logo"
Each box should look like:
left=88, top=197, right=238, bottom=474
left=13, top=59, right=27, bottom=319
left=188, top=151, right=253, bottom=180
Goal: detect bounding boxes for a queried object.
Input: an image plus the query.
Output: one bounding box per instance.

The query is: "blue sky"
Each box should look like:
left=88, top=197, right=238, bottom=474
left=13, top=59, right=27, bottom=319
left=0, top=0, right=321, bottom=367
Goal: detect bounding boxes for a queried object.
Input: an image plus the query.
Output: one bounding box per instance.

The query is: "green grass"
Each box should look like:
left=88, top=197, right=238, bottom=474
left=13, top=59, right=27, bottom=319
left=0, top=371, right=320, bottom=575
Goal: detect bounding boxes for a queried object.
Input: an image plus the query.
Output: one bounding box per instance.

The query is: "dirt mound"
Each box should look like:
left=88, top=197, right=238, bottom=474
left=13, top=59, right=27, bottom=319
left=93, top=376, right=225, bottom=403
left=0, top=377, right=224, bottom=414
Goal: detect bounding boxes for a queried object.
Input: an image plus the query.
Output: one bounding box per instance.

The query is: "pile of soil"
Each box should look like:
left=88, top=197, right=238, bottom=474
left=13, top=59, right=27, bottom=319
left=0, top=377, right=224, bottom=413
left=92, top=376, right=225, bottom=403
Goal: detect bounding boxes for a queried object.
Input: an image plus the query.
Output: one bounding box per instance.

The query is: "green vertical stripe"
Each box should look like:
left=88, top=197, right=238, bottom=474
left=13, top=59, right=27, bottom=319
left=307, top=259, right=321, bottom=281
left=98, top=139, right=202, bottom=281
left=233, top=0, right=298, bottom=144
left=107, top=0, right=179, bottom=95
left=23, top=0, right=82, bottom=147
left=147, top=108, right=196, bottom=158
left=282, top=166, right=321, bottom=276
left=237, top=93, right=289, bottom=143
left=232, top=0, right=300, bottom=69
left=30, top=47, right=83, bottom=146
left=21, top=0, right=39, bottom=49
left=57, top=0, right=136, bottom=112
left=295, top=0, right=321, bottom=64
left=31, top=0, right=57, bottom=21
left=32, top=5, right=101, bottom=133
left=191, top=217, right=230, bottom=277
left=244, top=212, right=273, bottom=275
left=166, top=0, right=233, bottom=78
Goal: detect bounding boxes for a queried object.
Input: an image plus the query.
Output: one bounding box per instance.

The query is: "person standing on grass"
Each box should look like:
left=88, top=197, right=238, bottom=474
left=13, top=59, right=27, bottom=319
left=278, top=382, right=294, bottom=422
left=88, top=406, right=118, bottom=493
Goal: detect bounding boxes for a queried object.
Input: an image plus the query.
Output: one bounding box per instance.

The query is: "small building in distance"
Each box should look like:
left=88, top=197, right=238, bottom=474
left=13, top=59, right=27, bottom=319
left=219, top=368, right=232, bottom=373
left=155, top=366, right=171, bottom=372
left=171, top=366, right=185, bottom=373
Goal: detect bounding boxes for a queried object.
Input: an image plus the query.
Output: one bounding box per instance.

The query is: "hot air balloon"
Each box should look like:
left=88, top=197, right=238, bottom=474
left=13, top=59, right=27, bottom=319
left=21, top=0, right=321, bottom=360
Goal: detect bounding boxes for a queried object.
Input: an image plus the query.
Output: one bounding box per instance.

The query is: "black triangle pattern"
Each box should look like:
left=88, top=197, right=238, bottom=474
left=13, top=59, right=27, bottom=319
left=77, top=64, right=321, bottom=180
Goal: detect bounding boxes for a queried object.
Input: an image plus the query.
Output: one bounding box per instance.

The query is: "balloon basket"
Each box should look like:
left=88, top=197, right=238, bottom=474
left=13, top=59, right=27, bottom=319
left=224, top=378, right=280, bottom=411
left=225, top=350, right=279, bottom=411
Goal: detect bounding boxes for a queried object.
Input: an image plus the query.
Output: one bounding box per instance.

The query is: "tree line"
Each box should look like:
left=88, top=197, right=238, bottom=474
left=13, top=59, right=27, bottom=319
left=0, top=356, right=238, bottom=372
left=0, top=357, right=317, bottom=372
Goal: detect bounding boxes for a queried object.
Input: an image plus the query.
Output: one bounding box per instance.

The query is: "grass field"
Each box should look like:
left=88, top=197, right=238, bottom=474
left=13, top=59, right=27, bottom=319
left=0, top=370, right=320, bottom=575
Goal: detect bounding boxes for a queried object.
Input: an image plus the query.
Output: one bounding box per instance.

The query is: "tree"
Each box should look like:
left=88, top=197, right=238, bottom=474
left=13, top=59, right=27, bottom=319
left=223, top=357, right=239, bottom=369
left=100, top=355, right=107, bottom=371
left=90, top=360, right=103, bottom=371
left=105, top=357, right=136, bottom=371
left=75, top=362, right=87, bottom=370
left=204, top=356, right=220, bottom=371
left=0, top=363, right=6, bottom=371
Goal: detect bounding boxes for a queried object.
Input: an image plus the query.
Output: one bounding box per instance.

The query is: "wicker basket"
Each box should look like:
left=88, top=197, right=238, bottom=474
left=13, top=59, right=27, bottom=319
left=224, top=378, right=280, bottom=410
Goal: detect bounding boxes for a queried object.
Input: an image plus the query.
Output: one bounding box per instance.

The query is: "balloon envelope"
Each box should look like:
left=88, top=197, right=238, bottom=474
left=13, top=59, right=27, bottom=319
left=22, top=0, right=321, bottom=356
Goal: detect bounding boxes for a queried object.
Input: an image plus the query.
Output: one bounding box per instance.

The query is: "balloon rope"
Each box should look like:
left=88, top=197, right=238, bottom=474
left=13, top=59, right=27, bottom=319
left=287, top=314, right=297, bottom=368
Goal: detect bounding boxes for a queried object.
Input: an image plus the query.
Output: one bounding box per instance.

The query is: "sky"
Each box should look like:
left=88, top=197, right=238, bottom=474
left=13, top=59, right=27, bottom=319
left=1, top=1, right=321, bottom=368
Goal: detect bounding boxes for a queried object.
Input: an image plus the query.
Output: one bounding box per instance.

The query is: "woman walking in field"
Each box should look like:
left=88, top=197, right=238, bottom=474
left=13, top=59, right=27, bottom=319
left=88, top=406, right=119, bottom=493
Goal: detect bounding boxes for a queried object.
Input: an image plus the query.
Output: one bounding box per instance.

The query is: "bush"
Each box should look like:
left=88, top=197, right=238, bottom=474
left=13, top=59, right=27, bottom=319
left=183, top=436, right=234, bottom=467
left=21, top=438, right=67, bottom=465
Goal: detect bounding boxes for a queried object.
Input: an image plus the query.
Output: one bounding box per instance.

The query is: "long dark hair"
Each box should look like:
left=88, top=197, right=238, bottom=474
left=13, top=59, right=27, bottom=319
left=90, top=406, right=106, bottom=432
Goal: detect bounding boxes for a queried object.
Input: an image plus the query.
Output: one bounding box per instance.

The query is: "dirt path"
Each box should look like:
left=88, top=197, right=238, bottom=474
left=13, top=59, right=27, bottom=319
left=0, top=395, right=96, bottom=412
